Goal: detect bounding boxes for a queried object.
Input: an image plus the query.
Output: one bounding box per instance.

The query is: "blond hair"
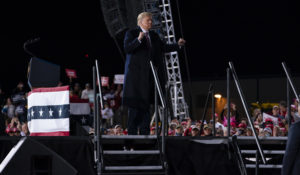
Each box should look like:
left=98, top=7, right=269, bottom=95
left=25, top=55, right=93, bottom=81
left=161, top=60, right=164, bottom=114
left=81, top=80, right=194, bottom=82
left=137, top=12, right=152, bottom=26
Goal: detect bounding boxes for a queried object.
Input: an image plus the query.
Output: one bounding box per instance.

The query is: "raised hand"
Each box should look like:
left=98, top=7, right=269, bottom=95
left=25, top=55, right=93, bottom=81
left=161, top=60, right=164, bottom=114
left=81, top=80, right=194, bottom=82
left=138, top=32, right=145, bottom=41
left=178, top=38, right=186, bottom=46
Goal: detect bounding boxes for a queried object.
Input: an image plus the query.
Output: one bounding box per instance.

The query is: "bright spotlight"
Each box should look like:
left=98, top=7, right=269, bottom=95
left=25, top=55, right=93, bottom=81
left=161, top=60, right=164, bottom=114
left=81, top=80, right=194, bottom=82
left=214, top=94, right=222, bottom=99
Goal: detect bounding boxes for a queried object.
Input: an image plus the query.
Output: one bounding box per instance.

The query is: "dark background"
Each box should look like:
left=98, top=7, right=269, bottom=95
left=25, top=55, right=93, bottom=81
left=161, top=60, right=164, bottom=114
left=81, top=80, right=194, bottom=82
left=0, top=0, right=297, bottom=94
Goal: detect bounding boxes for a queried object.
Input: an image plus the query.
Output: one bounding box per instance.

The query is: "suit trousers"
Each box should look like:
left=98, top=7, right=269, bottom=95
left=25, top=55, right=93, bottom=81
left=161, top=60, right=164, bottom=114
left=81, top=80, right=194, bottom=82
left=127, top=107, right=150, bottom=135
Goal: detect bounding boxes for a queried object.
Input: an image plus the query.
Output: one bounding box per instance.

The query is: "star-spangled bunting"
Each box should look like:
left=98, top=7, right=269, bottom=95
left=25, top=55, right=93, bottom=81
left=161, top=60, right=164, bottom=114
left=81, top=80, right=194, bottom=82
left=39, top=109, right=43, bottom=117
left=28, top=105, right=69, bottom=119
left=49, top=108, right=53, bottom=117
left=27, top=86, right=70, bottom=136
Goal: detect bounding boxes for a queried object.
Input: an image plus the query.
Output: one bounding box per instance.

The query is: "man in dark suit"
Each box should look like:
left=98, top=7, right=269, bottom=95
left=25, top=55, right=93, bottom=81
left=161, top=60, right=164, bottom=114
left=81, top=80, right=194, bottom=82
left=122, top=12, right=185, bottom=135
left=282, top=105, right=300, bottom=175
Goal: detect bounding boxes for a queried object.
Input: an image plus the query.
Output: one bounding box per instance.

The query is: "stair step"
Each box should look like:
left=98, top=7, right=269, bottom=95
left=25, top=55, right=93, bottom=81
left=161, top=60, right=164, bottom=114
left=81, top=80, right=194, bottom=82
left=104, top=150, right=160, bottom=155
left=102, top=135, right=157, bottom=139
left=105, top=166, right=163, bottom=171
left=241, top=150, right=285, bottom=154
left=245, top=164, right=283, bottom=169
left=102, top=172, right=165, bottom=175
left=236, top=136, right=287, bottom=140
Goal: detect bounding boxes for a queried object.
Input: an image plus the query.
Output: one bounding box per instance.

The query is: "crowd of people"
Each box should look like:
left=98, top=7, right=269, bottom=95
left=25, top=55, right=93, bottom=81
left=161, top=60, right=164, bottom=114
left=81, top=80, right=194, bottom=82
left=99, top=100, right=298, bottom=137
left=0, top=80, right=124, bottom=136
left=1, top=81, right=299, bottom=138
left=0, top=82, right=29, bottom=136
left=164, top=100, right=298, bottom=137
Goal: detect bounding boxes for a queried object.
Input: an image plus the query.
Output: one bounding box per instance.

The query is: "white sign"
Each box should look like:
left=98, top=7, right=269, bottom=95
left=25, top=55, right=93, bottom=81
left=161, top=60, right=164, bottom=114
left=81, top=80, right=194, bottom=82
left=263, top=112, right=278, bottom=125
left=114, top=74, right=124, bottom=84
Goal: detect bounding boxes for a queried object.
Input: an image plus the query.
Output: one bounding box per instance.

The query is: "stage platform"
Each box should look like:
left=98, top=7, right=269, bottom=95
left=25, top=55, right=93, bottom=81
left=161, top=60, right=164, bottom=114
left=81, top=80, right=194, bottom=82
left=0, top=136, right=287, bottom=175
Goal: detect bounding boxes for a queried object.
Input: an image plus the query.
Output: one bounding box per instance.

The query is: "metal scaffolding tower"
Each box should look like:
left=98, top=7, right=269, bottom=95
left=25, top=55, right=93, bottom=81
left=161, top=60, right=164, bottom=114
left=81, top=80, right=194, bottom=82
left=144, top=0, right=189, bottom=119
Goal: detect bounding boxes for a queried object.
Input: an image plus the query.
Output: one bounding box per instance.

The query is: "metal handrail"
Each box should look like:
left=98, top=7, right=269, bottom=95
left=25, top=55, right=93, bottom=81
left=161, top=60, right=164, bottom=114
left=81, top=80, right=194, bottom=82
left=232, top=136, right=247, bottom=175
left=199, top=83, right=213, bottom=134
left=95, top=60, right=104, bottom=109
left=93, top=66, right=102, bottom=175
left=94, top=60, right=105, bottom=175
left=227, top=68, right=231, bottom=137
left=228, top=62, right=266, bottom=164
left=282, top=62, right=299, bottom=127
left=150, top=60, right=166, bottom=169
left=282, top=62, right=300, bottom=102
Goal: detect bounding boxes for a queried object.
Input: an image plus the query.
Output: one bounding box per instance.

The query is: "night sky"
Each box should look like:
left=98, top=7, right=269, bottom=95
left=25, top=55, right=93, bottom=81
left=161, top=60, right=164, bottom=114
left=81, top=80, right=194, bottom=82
left=0, top=0, right=296, bottom=93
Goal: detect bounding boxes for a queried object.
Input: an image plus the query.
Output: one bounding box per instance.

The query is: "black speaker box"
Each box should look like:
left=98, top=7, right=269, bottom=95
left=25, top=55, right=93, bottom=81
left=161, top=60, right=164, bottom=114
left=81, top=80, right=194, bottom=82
left=0, top=137, right=78, bottom=175
left=100, top=0, right=129, bottom=38
left=27, top=57, right=60, bottom=89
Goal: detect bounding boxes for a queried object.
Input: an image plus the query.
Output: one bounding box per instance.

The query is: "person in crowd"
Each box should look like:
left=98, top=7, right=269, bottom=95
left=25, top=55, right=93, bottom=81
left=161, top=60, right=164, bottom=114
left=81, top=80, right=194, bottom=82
left=230, top=122, right=237, bottom=136
left=1, top=98, right=15, bottom=118
left=222, top=102, right=239, bottom=127
left=73, top=83, right=82, bottom=98
left=236, top=123, right=247, bottom=136
left=5, top=117, right=21, bottom=136
left=81, top=83, right=93, bottom=101
left=181, top=121, right=187, bottom=130
left=101, top=102, right=114, bottom=128
left=223, top=127, right=228, bottom=137
left=168, top=122, right=176, bottom=136
left=215, top=126, right=224, bottom=137
left=111, top=84, right=123, bottom=111
left=279, top=101, right=287, bottom=117
left=254, top=112, right=263, bottom=126
left=21, top=122, right=29, bottom=136
left=11, top=81, right=27, bottom=123
left=11, top=81, right=26, bottom=104
left=263, top=127, right=272, bottom=137
left=293, top=98, right=298, bottom=111
left=175, top=125, right=183, bottom=136
left=273, top=125, right=282, bottom=137
left=245, top=127, right=253, bottom=136
left=150, top=126, right=156, bottom=135
left=240, top=118, right=248, bottom=125
left=103, top=87, right=115, bottom=101
left=123, top=128, right=128, bottom=135
left=291, top=104, right=300, bottom=123
left=272, top=105, right=284, bottom=120
left=183, top=118, right=192, bottom=136
left=191, top=126, right=200, bottom=137
left=252, top=108, right=262, bottom=122
left=279, top=127, right=287, bottom=136
left=213, top=113, right=224, bottom=131
left=171, top=119, right=180, bottom=126
left=264, top=117, right=274, bottom=128
left=122, top=11, right=185, bottom=135
left=114, top=125, right=123, bottom=135
left=6, top=127, right=20, bottom=136
left=203, top=124, right=213, bottom=136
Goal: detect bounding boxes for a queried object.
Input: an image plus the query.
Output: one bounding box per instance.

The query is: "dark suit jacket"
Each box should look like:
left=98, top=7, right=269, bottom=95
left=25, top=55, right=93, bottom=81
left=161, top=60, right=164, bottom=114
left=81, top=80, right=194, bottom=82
left=282, top=121, right=300, bottom=175
left=122, top=27, right=179, bottom=109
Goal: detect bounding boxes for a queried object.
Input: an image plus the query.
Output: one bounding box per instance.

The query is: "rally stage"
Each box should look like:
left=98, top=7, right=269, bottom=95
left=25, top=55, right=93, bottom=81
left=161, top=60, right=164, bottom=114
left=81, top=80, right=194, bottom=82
left=0, top=136, right=287, bottom=175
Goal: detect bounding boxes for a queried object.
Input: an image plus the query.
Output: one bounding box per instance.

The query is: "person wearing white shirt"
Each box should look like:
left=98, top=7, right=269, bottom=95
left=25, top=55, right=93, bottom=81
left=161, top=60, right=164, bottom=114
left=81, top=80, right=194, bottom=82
left=81, top=83, right=94, bottom=102
left=101, top=102, right=114, bottom=128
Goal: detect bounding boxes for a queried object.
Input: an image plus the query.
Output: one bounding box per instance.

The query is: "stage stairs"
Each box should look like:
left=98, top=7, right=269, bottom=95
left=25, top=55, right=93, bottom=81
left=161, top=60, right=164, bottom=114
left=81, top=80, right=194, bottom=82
left=100, top=135, right=166, bottom=175
left=231, top=136, right=287, bottom=175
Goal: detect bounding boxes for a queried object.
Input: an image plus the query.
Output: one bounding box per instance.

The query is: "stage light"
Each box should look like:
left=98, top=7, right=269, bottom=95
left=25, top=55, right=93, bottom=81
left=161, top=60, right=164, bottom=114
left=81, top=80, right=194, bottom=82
left=214, top=94, right=222, bottom=99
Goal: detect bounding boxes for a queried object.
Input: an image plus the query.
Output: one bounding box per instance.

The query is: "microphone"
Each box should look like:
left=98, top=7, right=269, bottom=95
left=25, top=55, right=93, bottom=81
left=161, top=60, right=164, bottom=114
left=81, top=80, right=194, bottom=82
left=24, top=37, right=40, bottom=47
left=24, top=37, right=40, bottom=57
